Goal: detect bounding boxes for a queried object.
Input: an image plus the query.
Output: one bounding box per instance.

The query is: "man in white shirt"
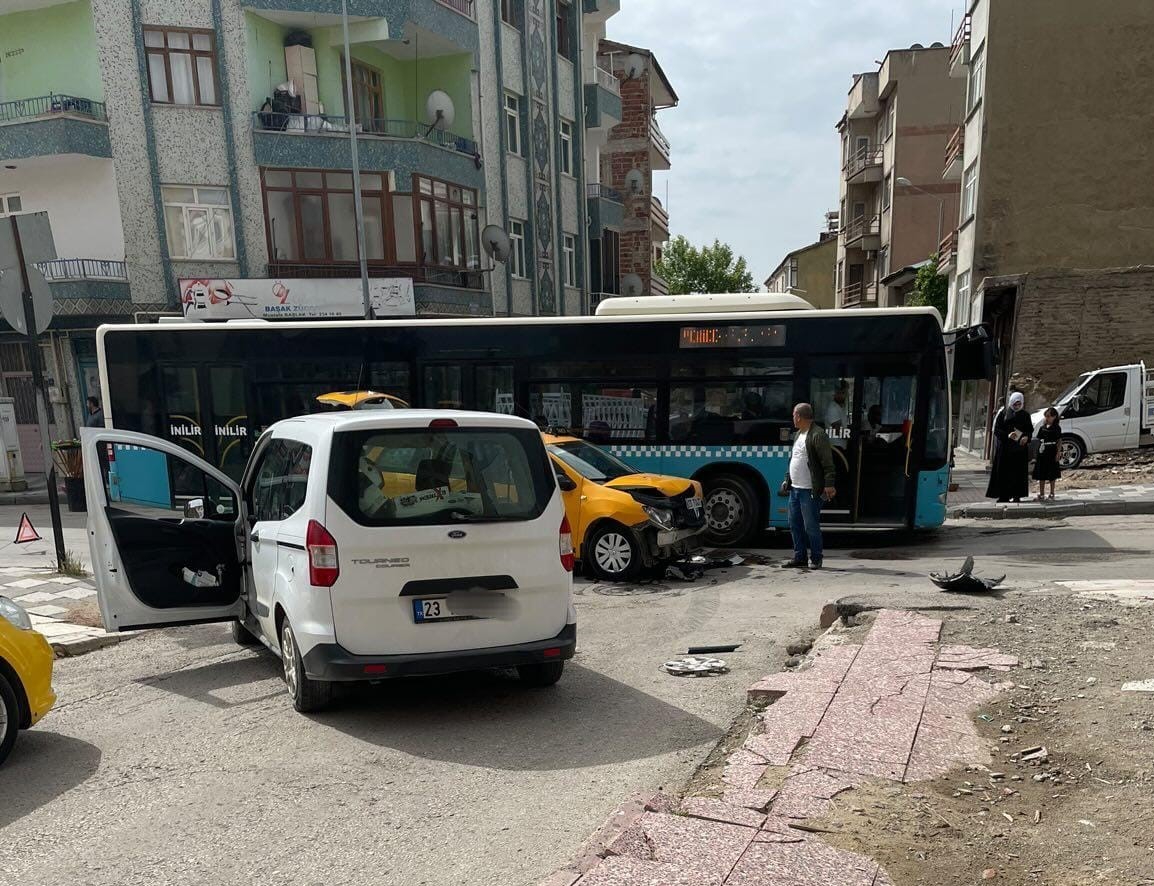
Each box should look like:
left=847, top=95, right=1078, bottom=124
left=783, top=403, right=836, bottom=569
left=824, top=388, right=848, bottom=450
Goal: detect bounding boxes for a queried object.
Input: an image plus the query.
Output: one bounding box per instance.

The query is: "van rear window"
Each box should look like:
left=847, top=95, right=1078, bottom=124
left=328, top=427, right=554, bottom=526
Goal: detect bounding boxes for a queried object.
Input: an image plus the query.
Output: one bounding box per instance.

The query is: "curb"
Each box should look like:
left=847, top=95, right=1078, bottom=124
left=0, top=492, right=51, bottom=506
left=51, top=632, right=122, bottom=658
left=949, top=499, right=1154, bottom=519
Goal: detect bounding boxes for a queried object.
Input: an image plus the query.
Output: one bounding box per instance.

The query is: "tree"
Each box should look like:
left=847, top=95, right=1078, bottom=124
left=908, top=255, right=948, bottom=317
left=654, top=235, right=757, bottom=295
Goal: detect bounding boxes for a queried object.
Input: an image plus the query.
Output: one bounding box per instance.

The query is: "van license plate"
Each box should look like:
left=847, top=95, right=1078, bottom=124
left=413, top=598, right=454, bottom=622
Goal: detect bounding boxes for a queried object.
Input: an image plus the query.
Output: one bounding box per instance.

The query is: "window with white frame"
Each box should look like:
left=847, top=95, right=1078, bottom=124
left=0, top=194, right=22, bottom=216
left=787, top=257, right=798, bottom=290
left=562, top=234, right=577, bottom=287
left=962, top=161, right=978, bottom=220
left=162, top=185, right=235, bottom=260
left=504, top=93, right=522, bottom=156
left=967, top=49, right=985, bottom=114
left=509, top=219, right=527, bottom=278
left=956, top=270, right=972, bottom=323
left=559, top=120, right=574, bottom=175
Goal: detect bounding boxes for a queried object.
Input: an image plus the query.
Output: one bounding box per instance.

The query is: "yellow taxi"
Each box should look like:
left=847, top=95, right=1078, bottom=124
left=0, top=596, right=56, bottom=766
left=544, top=433, right=706, bottom=581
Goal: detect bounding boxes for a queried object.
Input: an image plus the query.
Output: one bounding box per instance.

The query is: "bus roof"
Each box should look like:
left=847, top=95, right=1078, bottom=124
left=595, top=293, right=816, bottom=315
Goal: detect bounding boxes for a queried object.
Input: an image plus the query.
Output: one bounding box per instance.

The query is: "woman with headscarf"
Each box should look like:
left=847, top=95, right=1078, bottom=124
left=986, top=391, right=1033, bottom=502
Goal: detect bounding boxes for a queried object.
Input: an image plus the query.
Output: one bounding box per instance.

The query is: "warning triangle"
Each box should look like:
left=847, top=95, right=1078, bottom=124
left=15, top=513, right=41, bottom=544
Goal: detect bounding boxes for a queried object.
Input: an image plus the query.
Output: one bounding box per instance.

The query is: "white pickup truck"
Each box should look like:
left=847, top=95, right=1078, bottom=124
left=1032, top=362, right=1154, bottom=469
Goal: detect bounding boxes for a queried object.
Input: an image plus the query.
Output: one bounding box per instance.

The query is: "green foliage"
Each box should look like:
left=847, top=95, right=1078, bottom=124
left=654, top=235, right=757, bottom=295
left=908, top=254, right=949, bottom=316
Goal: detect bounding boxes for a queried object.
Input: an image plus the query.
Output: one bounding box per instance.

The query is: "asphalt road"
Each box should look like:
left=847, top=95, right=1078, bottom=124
left=2, top=516, right=1152, bottom=886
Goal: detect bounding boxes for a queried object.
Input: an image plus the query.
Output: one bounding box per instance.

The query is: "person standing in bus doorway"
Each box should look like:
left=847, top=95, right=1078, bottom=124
left=986, top=391, right=1032, bottom=503
left=782, top=403, right=837, bottom=570
left=85, top=396, right=104, bottom=428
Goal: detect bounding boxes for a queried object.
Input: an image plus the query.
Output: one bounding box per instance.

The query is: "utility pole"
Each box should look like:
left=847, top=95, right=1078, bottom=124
left=9, top=216, right=66, bottom=568
left=340, top=0, right=372, bottom=319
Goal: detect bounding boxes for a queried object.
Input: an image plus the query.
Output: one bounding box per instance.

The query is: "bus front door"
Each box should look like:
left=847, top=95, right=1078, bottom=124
left=855, top=360, right=919, bottom=525
left=159, top=363, right=253, bottom=484
left=808, top=359, right=858, bottom=523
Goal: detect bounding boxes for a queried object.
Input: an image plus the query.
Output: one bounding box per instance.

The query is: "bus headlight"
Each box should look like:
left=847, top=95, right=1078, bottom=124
left=643, top=506, right=674, bottom=531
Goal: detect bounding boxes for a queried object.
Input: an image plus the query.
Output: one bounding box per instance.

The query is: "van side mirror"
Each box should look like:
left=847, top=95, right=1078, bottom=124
left=184, top=498, right=205, bottom=519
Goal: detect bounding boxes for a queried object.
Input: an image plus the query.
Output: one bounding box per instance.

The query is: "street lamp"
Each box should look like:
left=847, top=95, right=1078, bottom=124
left=340, top=0, right=372, bottom=319
left=895, top=176, right=944, bottom=248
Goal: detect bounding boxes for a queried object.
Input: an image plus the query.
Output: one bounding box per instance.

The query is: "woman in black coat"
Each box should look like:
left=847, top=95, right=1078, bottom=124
left=1033, top=407, right=1062, bottom=500
left=986, top=392, right=1033, bottom=502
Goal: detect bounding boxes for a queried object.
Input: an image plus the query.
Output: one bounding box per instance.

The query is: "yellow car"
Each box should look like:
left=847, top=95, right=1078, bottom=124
left=0, top=596, right=56, bottom=766
left=544, top=434, right=706, bottom=581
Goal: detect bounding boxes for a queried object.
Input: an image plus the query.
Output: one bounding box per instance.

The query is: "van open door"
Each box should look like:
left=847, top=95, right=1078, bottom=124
left=80, top=428, right=246, bottom=632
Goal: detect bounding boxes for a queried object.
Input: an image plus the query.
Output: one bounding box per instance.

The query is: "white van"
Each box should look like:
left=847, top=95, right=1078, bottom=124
left=81, top=411, right=576, bottom=712
left=1031, top=362, right=1154, bottom=468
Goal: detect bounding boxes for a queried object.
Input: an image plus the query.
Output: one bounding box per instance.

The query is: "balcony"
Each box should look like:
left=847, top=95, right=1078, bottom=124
left=35, top=258, right=130, bottom=303
left=267, top=261, right=483, bottom=291
left=586, top=182, right=624, bottom=232
left=847, top=72, right=879, bottom=119
left=650, top=116, right=671, bottom=170
left=843, top=144, right=884, bottom=184
left=434, top=0, right=473, bottom=16
left=588, top=291, right=617, bottom=313
left=651, top=194, right=669, bottom=239
left=938, top=230, right=959, bottom=273
left=842, top=215, right=881, bottom=251
left=651, top=273, right=669, bottom=297
left=243, top=1, right=478, bottom=51
left=943, top=125, right=964, bottom=180
left=251, top=113, right=483, bottom=189
left=950, top=14, right=971, bottom=77
left=0, top=94, right=111, bottom=160
left=582, top=0, right=621, bottom=21
left=584, top=72, right=622, bottom=130
left=841, top=282, right=878, bottom=308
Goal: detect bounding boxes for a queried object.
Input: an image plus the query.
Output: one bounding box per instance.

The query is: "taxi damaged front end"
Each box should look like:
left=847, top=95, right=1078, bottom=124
left=617, top=481, right=707, bottom=565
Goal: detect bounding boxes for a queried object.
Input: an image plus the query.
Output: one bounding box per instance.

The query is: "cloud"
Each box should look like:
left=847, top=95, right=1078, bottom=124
left=608, top=0, right=955, bottom=283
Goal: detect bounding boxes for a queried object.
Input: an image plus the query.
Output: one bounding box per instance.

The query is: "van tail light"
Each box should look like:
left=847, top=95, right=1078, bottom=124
left=559, top=515, right=575, bottom=573
left=306, top=519, right=340, bottom=587
left=428, top=418, right=458, bottom=429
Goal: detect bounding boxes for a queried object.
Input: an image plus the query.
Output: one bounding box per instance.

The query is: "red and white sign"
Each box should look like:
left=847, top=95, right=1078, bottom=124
left=179, top=277, right=415, bottom=321
left=15, top=512, right=41, bottom=544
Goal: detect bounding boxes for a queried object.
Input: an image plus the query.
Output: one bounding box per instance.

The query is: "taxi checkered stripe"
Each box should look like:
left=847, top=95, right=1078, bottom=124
left=607, top=445, right=790, bottom=458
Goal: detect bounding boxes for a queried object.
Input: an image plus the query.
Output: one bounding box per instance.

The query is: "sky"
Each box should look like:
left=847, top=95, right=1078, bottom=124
left=607, top=0, right=961, bottom=284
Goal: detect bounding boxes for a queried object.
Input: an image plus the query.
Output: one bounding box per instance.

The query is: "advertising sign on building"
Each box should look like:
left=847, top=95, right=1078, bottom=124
left=178, top=277, right=416, bottom=321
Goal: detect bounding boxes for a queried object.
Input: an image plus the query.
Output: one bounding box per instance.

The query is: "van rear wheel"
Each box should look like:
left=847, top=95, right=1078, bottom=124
left=280, top=619, right=332, bottom=713
left=518, top=660, right=564, bottom=687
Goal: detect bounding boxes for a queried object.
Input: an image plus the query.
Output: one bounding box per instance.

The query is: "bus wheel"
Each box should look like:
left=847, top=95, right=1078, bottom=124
left=703, top=475, right=759, bottom=547
left=1058, top=436, right=1085, bottom=470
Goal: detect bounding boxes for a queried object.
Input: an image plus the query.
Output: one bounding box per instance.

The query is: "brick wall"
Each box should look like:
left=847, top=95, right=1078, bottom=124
left=1009, top=266, right=1154, bottom=406
left=603, top=60, right=656, bottom=290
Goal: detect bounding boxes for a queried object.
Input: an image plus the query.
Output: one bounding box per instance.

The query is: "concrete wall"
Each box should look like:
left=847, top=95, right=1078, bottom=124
left=0, top=1, right=103, bottom=102
left=796, top=239, right=837, bottom=310
left=1009, top=266, right=1154, bottom=407
left=975, top=0, right=1154, bottom=280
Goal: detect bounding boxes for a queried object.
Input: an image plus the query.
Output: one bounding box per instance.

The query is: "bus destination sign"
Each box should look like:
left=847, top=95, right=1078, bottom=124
left=679, top=324, right=786, bottom=349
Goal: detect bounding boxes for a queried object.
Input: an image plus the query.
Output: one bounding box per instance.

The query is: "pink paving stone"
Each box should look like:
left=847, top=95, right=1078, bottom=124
left=679, top=797, right=767, bottom=829
left=727, top=748, right=770, bottom=767
left=722, top=787, right=778, bottom=813
left=602, top=821, right=653, bottom=861
left=726, top=834, right=880, bottom=886
left=904, top=724, right=991, bottom=782
left=580, top=857, right=712, bottom=886
left=723, top=761, right=767, bottom=790
left=743, top=732, right=804, bottom=766
left=772, top=768, right=859, bottom=819
left=621, top=813, right=755, bottom=886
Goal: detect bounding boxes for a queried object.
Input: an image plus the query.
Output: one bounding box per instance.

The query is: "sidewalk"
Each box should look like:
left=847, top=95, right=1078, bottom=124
left=949, top=483, right=1154, bottom=519
left=548, top=610, right=1017, bottom=886
left=0, top=474, right=49, bottom=506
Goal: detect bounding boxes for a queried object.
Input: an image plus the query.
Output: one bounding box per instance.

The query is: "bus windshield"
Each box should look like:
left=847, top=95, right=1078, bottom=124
left=547, top=441, right=635, bottom=482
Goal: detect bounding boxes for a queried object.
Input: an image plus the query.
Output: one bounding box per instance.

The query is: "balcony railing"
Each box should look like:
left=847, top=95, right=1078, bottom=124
left=651, top=273, right=670, bottom=297
left=252, top=113, right=478, bottom=157
left=841, top=282, right=878, bottom=308
left=943, top=124, right=964, bottom=179
left=586, top=182, right=623, bottom=202
left=842, top=214, right=880, bottom=245
left=0, top=94, right=107, bottom=125
left=651, top=195, right=669, bottom=231
left=649, top=117, right=670, bottom=159
left=267, top=261, right=483, bottom=290
left=843, top=144, right=883, bottom=179
left=950, top=14, right=972, bottom=72
left=592, top=65, right=620, bottom=95
left=588, top=291, right=617, bottom=312
left=938, top=230, right=959, bottom=272
left=435, top=0, right=474, bottom=16
left=36, top=258, right=128, bottom=282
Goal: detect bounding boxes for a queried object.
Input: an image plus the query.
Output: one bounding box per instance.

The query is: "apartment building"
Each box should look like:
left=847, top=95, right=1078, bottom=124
left=0, top=0, right=629, bottom=465
left=944, top=0, right=1154, bottom=455
left=597, top=38, right=676, bottom=306
left=764, top=214, right=838, bottom=310
left=834, top=45, right=963, bottom=310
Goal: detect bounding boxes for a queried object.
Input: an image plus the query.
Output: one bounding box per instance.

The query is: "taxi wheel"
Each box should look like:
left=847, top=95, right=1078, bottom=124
left=280, top=618, right=332, bottom=714
left=586, top=523, right=641, bottom=582
left=0, top=673, right=19, bottom=767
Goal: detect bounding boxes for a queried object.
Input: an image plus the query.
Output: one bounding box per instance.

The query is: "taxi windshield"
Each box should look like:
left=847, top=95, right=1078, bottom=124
left=548, top=440, right=635, bottom=482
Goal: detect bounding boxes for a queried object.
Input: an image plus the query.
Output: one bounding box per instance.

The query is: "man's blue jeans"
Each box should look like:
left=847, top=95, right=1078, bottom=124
left=788, top=487, right=824, bottom=565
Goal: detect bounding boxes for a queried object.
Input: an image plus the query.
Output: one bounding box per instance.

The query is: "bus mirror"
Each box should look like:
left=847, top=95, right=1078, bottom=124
left=952, top=329, right=996, bottom=381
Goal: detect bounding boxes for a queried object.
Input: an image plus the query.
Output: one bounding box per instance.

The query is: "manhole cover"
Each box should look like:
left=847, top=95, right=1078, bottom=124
left=591, top=582, right=680, bottom=597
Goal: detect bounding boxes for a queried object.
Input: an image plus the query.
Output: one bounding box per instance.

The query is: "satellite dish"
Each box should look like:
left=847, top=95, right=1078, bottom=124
left=624, top=169, right=646, bottom=195
left=910, top=43, right=925, bottom=50
left=425, top=90, right=456, bottom=130
left=624, top=53, right=646, bottom=80
left=621, top=273, right=644, bottom=297
left=481, top=224, right=511, bottom=262
left=930, top=41, right=944, bottom=48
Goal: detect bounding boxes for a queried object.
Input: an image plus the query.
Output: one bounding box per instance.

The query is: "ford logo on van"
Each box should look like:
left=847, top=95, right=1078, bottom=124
left=447, top=530, right=467, bottom=539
